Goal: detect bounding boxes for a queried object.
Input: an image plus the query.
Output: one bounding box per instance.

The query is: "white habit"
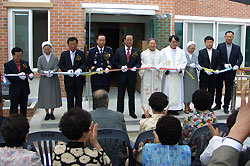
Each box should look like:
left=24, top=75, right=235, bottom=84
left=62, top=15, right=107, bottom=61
left=139, top=48, right=164, bottom=113
left=161, top=46, right=187, bottom=111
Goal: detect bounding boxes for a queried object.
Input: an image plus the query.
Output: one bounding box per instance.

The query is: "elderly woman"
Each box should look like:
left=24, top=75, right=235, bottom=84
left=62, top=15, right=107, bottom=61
left=52, top=107, right=111, bottom=166
left=0, top=114, right=42, bottom=165
left=183, top=41, right=198, bottom=114
left=37, top=41, right=62, bottom=120
left=141, top=115, right=191, bottom=165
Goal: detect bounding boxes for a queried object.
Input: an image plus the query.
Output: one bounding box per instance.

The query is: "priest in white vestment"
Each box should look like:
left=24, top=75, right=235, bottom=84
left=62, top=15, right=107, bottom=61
left=161, top=35, right=187, bottom=114
left=139, top=39, right=164, bottom=116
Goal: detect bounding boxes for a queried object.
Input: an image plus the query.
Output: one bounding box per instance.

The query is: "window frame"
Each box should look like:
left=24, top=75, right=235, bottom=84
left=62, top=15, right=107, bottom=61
left=8, top=8, right=50, bottom=70
left=175, top=15, right=249, bottom=67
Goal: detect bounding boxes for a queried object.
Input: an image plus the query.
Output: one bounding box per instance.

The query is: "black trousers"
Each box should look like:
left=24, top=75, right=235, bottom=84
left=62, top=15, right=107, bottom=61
left=215, top=72, right=233, bottom=108
left=65, top=85, right=83, bottom=110
left=199, top=75, right=217, bottom=105
left=91, top=74, right=110, bottom=93
left=117, top=79, right=136, bottom=115
left=10, top=95, right=28, bottom=117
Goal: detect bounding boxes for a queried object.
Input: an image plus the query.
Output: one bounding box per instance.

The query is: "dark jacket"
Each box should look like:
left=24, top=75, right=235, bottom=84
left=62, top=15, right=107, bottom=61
left=217, top=42, right=243, bottom=80
left=58, top=50, right=87, bottom=87
left=198, top=48, right=222, bottom=81
left=114, top=46, right=141, bottom=85
left=4, top=60, right=33, bottom=97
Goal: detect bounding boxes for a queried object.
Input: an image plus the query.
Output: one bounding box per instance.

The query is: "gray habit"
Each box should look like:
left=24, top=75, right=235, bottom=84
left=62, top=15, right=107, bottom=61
left=183, top=53, right=198, bottom=103
left=37, top=54, right=62, bottom=109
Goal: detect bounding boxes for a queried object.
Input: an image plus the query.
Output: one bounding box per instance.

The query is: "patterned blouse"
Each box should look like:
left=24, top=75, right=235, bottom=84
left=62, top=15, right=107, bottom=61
left=183, top=110, right=216, bottom=141
left=141, top=143, right=191, bottom=166
left=52, top=142, right=112, bottom=166
left=0, top=146, right=42, bottom=166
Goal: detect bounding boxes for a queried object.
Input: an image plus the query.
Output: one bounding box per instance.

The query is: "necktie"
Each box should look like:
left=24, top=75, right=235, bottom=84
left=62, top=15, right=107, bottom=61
left=100, top=48, right=103, bottom=54
left=126, top=48, right=130, bottom=63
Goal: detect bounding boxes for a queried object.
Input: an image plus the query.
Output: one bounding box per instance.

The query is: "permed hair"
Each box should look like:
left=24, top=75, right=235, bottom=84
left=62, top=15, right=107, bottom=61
left=59, top=107, right=92, bottom=140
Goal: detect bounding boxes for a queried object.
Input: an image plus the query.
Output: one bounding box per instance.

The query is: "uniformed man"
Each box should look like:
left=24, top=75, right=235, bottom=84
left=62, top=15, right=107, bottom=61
left=88, top=34, right=113, bottom=93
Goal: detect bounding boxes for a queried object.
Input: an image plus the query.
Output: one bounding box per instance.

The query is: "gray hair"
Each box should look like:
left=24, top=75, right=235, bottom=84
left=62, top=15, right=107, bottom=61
left=93, top=89, right=109, bottom=108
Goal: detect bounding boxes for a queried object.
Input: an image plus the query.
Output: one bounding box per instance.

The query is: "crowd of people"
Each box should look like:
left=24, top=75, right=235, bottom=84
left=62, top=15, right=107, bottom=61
left=1, top=30, right=248, bottom=165
left=0, top=88, right=249, bottom=165
left=3, top=30, right=243, bottom=120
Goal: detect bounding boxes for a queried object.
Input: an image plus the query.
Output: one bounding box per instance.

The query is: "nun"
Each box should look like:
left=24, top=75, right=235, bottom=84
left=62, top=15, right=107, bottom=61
left=37, top=41, right=62, bottom=120
left=183, top=41, right=198, bottom=114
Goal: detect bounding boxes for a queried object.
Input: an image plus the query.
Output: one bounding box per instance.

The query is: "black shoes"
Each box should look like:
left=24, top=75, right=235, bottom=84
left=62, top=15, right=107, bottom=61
left=130, top=114, right=137, bottom=119
left=223, top=107, right=229, bottom=114
left=50, top=113, right=55, bottom=120
left=212, top=105, right=221, bottom=111
left=44, top=113, right=50, bottom=121
left=44, top=113, right=55, bottom=120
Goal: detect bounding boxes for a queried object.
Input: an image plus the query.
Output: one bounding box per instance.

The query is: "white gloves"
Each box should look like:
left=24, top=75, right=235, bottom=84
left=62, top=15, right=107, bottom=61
left=224, top=64, right=232, bottom=69
left=18, top=72, right=26, bottom=80
left=197, top=65, right=202, bottom=71
left=205, top=70, right=213, bottom=75
left=96, top=68, right=103, bottom=74
left=189, top=63, right=196, bottom=69
left=214, top=70, right=220, bottom=74
left=155, top=65, right=161, bottom=71
left=233, top=65, right=239, bottom=71
left=121, top=65, right=127, bottom=72
left=29, top=73, right=34, bottom=79
left=74, top=68, right=82, bottom=77
left=176, top=67, right=182, bottom=73
left=131, top=67, right=137, bottom=72
left=67, top=69, right=74, bottom=77
left=104, top=68, right=109, bottom=74
left=44, top=71, right=51, bottom=77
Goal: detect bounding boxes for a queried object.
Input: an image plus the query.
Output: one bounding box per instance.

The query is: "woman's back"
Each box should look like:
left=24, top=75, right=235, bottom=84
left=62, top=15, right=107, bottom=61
left=141, top=143, right=191, bottom=166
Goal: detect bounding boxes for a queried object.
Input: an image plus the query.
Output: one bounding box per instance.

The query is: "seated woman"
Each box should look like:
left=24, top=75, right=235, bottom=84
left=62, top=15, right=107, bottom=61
left=52, top=107, right=111, bottom=166
left=141, top=115, right=191, bottom=166
left=139, top=92, right=169, bottom=132
left=0, top=114, right=42, bottom=165
left=183, top=89, right=216, bottom=142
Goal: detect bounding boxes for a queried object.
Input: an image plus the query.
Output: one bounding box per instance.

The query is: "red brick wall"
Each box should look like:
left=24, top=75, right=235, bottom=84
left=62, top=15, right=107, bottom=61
left=50, top=0, right=175, bottom=97
left=0, top=0, right=8, bottom=76
left=175, top=0, right=250, bottom=18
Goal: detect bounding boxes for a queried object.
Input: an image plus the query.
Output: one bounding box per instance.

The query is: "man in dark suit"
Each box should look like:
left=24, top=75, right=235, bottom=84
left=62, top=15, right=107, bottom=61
left=89, top=89, right=127, bottom=165
left=198, top=36, right=222, bottom=108
left=115, top=34, right=141, bottom=119
left=59, top=37, right=87, bottom=110
left=213, top=31, right=243, bottom=114
left=88, top=34, right=113, bottom=93
left=4, top=47, right=34, bottom=117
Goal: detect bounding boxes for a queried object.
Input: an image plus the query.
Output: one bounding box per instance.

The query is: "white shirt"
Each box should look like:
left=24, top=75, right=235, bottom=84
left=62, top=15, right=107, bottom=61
left=70, top=50, right=76, bottom=66
left=97, top=45, right=104, bottom=54
left=207, top=48, right=212, bottom=62
left=187, top=52, right=192, bottom=60
left=44, top=54, right=51, bottom=63
left=125, top=45, right=132, bottom=55
left=200, top=136, right=250, bottom=165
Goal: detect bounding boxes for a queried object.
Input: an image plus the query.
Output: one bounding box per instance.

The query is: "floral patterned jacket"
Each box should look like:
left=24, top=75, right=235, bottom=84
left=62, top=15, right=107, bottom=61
left=52, top=142, right=112, bottom=166
left=183, top=110, right=217, bottom=141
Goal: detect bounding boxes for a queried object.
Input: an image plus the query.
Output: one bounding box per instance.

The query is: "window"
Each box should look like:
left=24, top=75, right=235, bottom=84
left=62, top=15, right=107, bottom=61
left=187, top=22, right=214, bottom=55
left=174, top=22, right=183, bottom=49
left=8, top=9, right=49, bottom=68
left=218, top=24, right=242, bottom=46
left=175, top=17, right=246, bottom=66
